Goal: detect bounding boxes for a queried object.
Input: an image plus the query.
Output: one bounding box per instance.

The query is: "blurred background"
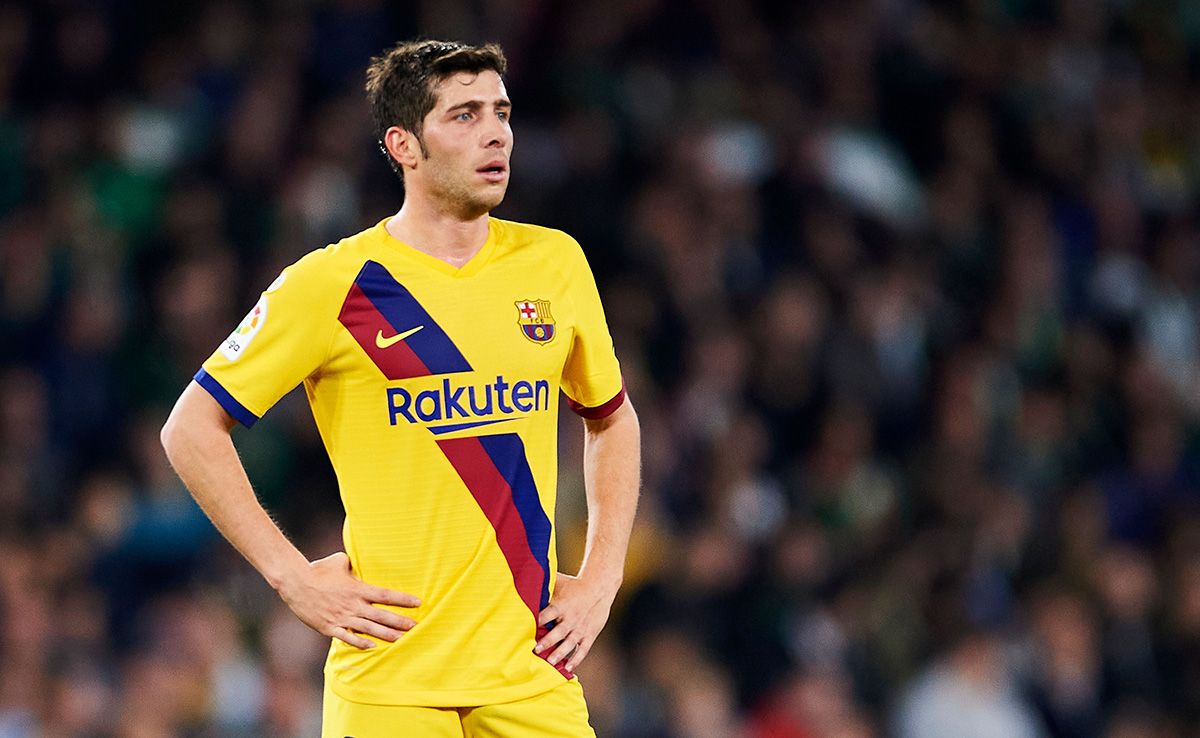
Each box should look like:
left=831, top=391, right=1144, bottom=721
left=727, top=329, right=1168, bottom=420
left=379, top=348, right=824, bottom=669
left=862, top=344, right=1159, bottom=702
left=2, top=0, right=1200, bottom=736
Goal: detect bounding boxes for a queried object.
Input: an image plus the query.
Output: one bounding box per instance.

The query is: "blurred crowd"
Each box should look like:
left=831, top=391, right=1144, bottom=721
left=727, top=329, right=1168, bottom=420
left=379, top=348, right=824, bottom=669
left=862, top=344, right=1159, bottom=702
left=3, top=0, right=1200, bottom=736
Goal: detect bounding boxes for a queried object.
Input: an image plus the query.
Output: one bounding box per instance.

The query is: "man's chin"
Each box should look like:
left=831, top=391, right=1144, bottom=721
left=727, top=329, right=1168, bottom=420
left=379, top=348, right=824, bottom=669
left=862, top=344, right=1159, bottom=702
left=465, top=189, right=507, bottom=217
left=432, top=181, right=508, bottom=219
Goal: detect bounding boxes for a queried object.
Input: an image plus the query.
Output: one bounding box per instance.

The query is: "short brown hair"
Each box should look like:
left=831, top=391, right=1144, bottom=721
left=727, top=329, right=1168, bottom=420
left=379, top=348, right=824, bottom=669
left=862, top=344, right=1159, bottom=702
left=365, top=40, right=507, bottom=176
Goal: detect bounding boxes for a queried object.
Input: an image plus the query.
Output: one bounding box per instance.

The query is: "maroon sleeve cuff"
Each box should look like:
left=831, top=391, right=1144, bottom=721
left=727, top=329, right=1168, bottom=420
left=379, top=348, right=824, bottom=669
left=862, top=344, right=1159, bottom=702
left=566, top=378, right=627, bottom=420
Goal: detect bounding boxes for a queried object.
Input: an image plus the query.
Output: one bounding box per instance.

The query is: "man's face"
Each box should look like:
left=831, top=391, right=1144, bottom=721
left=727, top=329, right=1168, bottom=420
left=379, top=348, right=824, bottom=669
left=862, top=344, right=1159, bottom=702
left=410, top=70, right=512, bottom=218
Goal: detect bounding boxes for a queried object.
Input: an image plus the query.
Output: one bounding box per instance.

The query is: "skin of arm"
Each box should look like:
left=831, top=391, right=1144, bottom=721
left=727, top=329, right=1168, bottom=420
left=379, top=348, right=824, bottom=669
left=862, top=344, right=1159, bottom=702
left=535, top=396, right=641, bottom=672
left=160, top=381, right=420, bottom=649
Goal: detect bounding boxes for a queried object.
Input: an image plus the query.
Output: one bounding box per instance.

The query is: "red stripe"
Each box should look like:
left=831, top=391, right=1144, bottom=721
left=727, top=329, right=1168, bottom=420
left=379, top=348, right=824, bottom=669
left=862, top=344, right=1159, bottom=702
left=437, top=436, right=573, bottom=679
left=566, top=379, right=627, bottom=419
left=437, top=436, right=546, bottom=617
left=338, top=283, right=431, bottom=379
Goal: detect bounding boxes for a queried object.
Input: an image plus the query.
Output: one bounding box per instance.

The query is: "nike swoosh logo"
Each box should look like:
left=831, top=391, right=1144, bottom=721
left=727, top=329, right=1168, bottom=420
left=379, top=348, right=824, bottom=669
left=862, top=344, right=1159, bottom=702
left=375, top=325, right=424, bottom=348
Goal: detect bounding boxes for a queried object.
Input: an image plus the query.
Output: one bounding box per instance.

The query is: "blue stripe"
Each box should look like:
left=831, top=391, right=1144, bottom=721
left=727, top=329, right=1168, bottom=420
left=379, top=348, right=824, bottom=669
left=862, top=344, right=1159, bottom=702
left=194, top=369, right=259, bottom=428
left=478, top=433, right=552, bottom=610
left=356, top=261, right=472, bottom=374
left=427, top=418, right=515, bottom=435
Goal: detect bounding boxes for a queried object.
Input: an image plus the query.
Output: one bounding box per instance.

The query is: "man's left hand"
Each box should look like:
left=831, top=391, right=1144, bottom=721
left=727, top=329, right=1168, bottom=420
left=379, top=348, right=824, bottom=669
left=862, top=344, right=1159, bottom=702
left=534, top=572, right=620, bottom=673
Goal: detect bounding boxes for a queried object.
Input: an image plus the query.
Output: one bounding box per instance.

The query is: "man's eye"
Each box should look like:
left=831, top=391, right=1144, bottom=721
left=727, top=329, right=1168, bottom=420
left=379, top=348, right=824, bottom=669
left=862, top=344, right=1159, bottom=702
left=498, top=111, right=509, bottom=121
left=457, top=112, right=473, bottom=121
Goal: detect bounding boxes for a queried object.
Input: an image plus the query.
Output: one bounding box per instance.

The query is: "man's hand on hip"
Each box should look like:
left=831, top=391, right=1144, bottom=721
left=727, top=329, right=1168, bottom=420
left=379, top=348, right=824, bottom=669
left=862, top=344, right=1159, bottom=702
left=276, top=551, right=420, bottom=650
left=534, top=572, right=620, bottom=673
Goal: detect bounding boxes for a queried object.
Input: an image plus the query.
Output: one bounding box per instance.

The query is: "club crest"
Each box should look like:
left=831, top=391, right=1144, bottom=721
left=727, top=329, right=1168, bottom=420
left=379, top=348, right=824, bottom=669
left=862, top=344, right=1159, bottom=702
left=515, top=299, right=556, bottom=344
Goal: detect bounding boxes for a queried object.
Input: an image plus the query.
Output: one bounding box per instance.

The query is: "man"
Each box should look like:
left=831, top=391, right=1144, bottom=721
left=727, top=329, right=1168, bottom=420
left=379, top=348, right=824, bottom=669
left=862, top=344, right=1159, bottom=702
left=161, top=40, right=640, bottom=737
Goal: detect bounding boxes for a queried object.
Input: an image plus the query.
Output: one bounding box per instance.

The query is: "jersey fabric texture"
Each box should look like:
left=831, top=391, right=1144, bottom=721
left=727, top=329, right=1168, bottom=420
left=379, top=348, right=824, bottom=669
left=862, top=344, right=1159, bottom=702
left=196, top=217, right=625, bottom=707
left=321, top=675, right=595, bottom=737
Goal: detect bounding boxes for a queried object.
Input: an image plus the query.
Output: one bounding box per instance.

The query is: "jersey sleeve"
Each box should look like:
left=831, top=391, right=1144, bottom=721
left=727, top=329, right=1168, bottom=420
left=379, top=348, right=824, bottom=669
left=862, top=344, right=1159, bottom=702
left=195, top=250, right=337, bottom=427
left=559, top=238, right=626, bottom=419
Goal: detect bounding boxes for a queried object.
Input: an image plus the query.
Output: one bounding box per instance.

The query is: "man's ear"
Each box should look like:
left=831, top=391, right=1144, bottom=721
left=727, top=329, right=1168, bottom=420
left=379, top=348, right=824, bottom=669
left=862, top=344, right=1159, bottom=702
left=384, top=126, right=421, bottom=170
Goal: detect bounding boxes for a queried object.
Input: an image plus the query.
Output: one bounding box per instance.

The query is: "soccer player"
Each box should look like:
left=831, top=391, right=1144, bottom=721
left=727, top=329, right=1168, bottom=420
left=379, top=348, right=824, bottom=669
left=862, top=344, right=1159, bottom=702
left=160, top=40, right=640, bottom=737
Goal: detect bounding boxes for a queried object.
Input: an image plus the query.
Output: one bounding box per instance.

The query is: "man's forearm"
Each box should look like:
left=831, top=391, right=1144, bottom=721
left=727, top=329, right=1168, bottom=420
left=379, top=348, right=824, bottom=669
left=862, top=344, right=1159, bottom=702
left=161, top=382, right=309, bottom=590
left=163, top=382, right=420, bottom=650
left=576, top=399, right=641, bottom=588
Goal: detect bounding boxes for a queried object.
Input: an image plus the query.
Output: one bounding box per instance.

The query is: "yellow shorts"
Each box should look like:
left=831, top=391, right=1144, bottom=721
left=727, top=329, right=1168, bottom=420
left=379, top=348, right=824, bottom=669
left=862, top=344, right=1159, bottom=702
left=321, top=678, right=596, bottom=738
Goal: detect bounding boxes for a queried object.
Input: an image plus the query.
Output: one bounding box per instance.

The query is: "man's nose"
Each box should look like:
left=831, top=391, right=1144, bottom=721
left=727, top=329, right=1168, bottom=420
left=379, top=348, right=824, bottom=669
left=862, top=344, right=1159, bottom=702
left=484, top=114, right=510, bottom=148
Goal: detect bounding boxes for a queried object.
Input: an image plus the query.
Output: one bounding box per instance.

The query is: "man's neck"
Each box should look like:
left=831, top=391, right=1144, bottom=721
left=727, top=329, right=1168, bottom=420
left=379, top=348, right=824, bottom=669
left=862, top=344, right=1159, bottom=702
left=385, top=199, right=490, bottom=269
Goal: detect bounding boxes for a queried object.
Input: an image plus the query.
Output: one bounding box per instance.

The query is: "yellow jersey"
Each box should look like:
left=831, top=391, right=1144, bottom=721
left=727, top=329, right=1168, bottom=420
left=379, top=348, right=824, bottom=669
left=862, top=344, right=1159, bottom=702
left=196, top=217, right=625, bottom=706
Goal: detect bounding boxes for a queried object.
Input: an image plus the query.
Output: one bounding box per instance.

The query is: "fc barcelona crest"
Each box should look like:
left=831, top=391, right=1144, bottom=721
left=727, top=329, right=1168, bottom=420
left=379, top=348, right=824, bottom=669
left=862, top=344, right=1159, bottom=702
left=515, top=299, right=556, bottom=344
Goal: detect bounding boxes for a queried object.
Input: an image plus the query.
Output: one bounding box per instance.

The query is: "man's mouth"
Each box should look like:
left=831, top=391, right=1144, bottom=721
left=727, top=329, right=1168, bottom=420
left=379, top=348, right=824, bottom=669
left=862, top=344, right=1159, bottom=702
left=477, top=161, right=508, bottom=181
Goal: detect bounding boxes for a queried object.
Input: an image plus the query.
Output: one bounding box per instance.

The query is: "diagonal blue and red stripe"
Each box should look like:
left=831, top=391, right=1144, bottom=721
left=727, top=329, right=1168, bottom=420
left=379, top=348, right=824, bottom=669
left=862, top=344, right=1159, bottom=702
left=437, top=432, right=571, bottom=678
left=338, top=260, right=471, bottom=379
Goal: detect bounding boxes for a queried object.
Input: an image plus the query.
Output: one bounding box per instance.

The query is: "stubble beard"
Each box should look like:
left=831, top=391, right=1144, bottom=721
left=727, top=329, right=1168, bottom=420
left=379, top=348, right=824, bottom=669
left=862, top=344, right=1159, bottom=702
left=427, top=160, right=507, bottom=220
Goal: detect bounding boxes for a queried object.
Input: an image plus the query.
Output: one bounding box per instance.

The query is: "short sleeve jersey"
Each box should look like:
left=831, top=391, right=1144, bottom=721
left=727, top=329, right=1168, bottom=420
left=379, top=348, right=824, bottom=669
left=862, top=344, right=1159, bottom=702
left=197, top=218, right=625, bottom=706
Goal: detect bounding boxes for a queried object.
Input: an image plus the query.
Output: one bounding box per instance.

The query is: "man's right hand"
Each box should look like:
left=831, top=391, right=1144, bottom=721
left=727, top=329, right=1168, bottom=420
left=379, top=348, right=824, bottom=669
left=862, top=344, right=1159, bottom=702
left=276, top=551, right=420, bottom=650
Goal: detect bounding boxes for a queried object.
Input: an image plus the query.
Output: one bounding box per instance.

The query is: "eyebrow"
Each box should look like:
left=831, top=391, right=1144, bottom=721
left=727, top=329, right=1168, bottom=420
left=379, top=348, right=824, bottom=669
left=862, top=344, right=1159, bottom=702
left=444, top=99, right=512, bottom=114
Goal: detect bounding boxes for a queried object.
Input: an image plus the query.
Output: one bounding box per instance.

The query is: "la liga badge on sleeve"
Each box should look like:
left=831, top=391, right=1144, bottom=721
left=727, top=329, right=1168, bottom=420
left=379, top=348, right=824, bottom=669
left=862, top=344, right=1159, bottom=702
left=220, top=295, right=268, bottom=361
left=515, top=299, right=555, bottom=344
